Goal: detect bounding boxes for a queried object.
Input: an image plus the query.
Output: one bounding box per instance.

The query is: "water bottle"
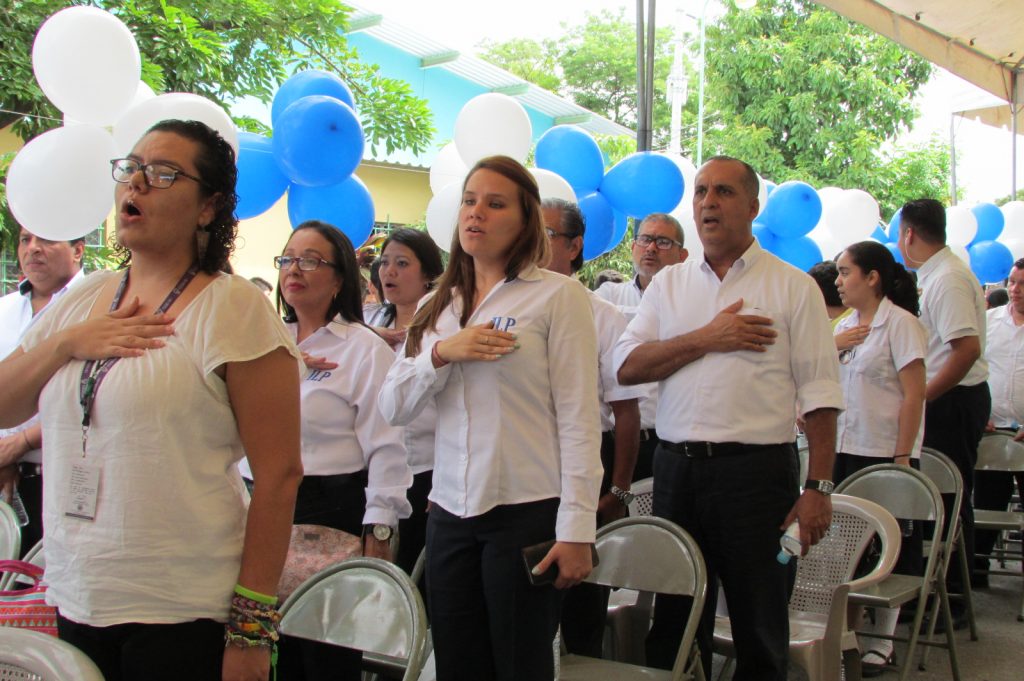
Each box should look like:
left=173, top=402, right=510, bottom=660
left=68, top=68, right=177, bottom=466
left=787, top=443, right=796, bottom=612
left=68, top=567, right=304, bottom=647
left=777, top=520, right=802, bottom=564
left=11, top=490, right=30, bottom=527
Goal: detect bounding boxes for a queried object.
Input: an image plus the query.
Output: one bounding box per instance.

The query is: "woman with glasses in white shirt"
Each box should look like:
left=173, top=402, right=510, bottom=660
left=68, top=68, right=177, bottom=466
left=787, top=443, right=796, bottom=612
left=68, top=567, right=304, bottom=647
left=272, top=220, right=412, bottom=681
left=833, top=240, right=927, bottom=676
left=380, top=156, right=602, bottom=681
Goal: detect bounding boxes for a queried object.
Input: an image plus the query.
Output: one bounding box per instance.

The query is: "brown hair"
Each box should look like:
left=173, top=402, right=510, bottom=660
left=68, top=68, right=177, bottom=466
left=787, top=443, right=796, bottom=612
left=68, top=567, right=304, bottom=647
left=405, top=156, right=548, bottom=355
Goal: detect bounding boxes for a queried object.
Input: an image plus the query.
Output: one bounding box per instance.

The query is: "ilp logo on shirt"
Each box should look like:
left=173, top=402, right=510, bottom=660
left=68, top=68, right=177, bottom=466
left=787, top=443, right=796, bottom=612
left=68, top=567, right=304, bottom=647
left=491, top=316, right=517, bottom=332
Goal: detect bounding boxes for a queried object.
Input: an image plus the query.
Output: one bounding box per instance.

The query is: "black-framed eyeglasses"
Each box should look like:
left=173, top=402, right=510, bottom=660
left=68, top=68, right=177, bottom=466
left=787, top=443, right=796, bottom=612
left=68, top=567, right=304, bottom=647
left=545, top=228, right=577, bottom=241
left=273, top=256, right=338, bottom=272
left=839, top=347, right=857, bottom=365
left=634, top=234, right=683, bottom=250
left=110, top=158, right=207, bottom=189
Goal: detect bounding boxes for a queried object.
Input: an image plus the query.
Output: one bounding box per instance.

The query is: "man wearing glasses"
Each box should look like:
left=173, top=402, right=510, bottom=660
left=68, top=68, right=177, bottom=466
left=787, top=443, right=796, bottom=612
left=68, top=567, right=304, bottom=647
left=0, top=227, right=86, bottom=556
left=595, top=214, right=688, bottom=481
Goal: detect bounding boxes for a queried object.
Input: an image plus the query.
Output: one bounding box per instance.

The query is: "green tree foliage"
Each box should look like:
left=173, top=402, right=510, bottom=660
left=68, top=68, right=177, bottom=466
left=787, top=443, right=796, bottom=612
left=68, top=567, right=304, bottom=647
left=477, top=37, right=561, bottom=92
left=0, top=0, right=434, bottom=154
left=702, top=0, right=938, bottom=208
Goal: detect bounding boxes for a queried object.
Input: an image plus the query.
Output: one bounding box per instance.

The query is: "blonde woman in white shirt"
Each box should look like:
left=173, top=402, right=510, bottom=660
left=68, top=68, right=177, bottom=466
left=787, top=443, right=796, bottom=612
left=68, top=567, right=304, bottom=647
left=833, top=240, right=927, bottom=676
left=273, top=220, right=412, bottom=681
left=380, top=156, right=602, bottom=681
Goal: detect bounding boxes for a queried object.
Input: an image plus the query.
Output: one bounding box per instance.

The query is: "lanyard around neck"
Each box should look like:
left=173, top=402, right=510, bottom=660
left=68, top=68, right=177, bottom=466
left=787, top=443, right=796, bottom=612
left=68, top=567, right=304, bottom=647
left=78, top=264, right=200, bottom=454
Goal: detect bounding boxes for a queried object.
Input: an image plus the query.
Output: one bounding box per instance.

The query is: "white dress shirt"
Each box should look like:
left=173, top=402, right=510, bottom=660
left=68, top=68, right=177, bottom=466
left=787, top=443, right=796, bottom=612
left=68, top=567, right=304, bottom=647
left=379, top=266, right=603, bottom=543
left=289, top=320, right=412, bottom=526
left=0, top=269, right=85, bottom=464
left=614, top=239, right=844, bottom=444
left=834, top=297, right=927, bottom=458
left=916, top=247, right=989, bottom=386
left=986, top=304, right=1024, bottom=428
left=589, top=291, right=646, bottom=431
left=595, top=275, right=657, bottom=429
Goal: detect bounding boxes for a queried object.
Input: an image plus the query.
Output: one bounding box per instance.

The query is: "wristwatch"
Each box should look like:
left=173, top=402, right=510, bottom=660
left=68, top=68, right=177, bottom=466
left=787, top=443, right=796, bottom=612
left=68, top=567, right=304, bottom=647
left=368, top=524, right=393, bottom=542
left=609, top=485, right=635, bottom=506
left=804, top=479, right=835, bottom=496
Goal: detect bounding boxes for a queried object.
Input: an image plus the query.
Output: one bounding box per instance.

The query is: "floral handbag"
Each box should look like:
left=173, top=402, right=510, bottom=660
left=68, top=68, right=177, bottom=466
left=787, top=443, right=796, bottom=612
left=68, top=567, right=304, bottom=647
left=0, top=560, right=57, bottom=636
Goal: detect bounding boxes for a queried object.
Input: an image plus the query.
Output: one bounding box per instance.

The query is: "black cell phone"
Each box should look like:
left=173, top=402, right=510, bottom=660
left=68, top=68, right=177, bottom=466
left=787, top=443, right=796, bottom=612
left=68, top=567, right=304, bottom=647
left=521, top=539, right=599, bottom=586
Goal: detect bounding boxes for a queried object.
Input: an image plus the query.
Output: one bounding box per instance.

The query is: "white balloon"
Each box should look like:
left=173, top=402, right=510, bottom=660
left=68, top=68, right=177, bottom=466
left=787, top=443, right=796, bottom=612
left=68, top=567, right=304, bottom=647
left=945, top=205, right=978, bottom=247
left=999, top=236, right=1024, bottom=262
left=530, top=168, right=576, bottom=203
left=826, top=189, right=880, bottom=243
left=655, top=151, right=696, bottom=214
left=7, top=125, right=116, bottom=241
left=430, top=142, right=468, bottom=194
left=1000, top=201, right=1024, bottom=239
left=756, top=175, right=768, bottom=217
left=949, top=242, right=970, bottom=264
left=113, top=93, right=239, bottom=157
left=426, top=182, right=463, bottom=252
left=807, top=223, right=845, bottom=261
left=454, top=93, right=532, bottom=165
left=32, top=6, right=140, bottom=126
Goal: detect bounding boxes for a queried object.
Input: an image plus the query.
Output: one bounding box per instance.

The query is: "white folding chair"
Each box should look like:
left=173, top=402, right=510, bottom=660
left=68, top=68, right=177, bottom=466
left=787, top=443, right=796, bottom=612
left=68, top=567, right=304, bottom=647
left=836, top=463, right=960, bottom=681
left=279, top=557, right=428, bottom=681
left=562, top=516, right=708, bottom=681
left=714, top=494, right=900, bottom=681
left=974, top=432, right=1024, bottom=622
left=0, top=502, right=20, bottom=564
left=0, top=627, right=105, bottom=681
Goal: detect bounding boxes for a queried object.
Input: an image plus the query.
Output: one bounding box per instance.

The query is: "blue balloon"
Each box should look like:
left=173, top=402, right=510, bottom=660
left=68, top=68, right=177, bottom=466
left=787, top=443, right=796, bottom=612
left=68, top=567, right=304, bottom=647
left=772, top=236, right=823, bottom=271
left=753, top=221, right=777, bottom=251
left=535, top=126, right=605, bottom=194
left=287, top=175, right=375, bottom=246
left=885, top=242, right=904, bottom=265
left=759, top=181, right=822, bottom=239
left=970, top=203, right=1005, bottom=244
left=235, top=132, right=289, bottom=219
left=273, top=96, right=364, bottom=187
left=600, top=152, right=684, bottom=219
left=887, top=208, right=902, bottom=243
left=764, top=180, right=777, bottom=197
left=607, top=210, right=630, bottom=254
left=870, top=225, right=888, bottom=242
left=579, top=191, right=615, bottom=261
left=968, top=240, right=1014, bottom=284
left=272, top=70, right=355, bottom=125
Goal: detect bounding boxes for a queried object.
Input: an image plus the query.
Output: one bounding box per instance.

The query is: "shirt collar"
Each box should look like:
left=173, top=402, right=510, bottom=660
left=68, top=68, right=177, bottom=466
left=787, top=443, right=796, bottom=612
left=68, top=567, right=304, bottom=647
left=18, top=268, right=85, bottom=299
left=699, top=237, right=762, bottom=275
left=512, top=264, right=544, bottom=282
left=868, top=297, right=896, bottom=329
left=915, top=246, right=951, bottom=282
left=288, top=318, right=351, bottom=344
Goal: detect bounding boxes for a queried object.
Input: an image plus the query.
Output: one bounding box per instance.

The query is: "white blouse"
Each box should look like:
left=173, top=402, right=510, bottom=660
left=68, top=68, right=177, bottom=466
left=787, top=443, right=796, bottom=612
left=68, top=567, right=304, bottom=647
left=22, top=271, right=301, bottom=626
left=379, top=266, right=603, bottom=543
left=287, top=320, right=412, bottom=525
left=589, top=291, right=645, bottom=431
left=834, top=297, right=927, bottom=458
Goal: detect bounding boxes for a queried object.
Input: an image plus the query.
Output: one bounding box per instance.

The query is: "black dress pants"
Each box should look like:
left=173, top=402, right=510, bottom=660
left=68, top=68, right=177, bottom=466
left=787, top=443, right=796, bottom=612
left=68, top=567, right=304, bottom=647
left=645, top=442, right=799, bottom=681
left=426, top=499, right=563, bottom=681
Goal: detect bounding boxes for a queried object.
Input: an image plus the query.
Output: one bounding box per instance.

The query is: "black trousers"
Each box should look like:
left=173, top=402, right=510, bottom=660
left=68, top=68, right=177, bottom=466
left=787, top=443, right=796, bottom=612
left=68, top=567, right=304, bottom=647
left=427, top=499, right=563, bottom=681
left=16, top=465, right=43, bottom=558
left=396, top=469, right=433, bottom=576
left=922, top=382, right=991, bottom=593
left=57, top=613, right=223, bottom=681
left=974, top=428, right=1024, bottom=571
left=645, top=442, right=798, bottom=681
left=277, top=472, right=367, bottom=681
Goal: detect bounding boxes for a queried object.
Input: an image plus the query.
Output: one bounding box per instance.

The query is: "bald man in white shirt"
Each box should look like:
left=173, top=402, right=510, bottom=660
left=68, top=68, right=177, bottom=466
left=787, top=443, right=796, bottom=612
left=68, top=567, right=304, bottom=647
left=616, top=156, right=842, bottom=681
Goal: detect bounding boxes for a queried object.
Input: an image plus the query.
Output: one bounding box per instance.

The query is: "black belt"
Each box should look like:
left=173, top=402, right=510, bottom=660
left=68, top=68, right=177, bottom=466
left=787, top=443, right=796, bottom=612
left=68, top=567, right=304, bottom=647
left=18, top=462, right=42, bottom=478
left=661, top=440, right=788, bottom=459
left=639, top=428, right=658, bottom=442
left=299, top=470, right=367, bottom=493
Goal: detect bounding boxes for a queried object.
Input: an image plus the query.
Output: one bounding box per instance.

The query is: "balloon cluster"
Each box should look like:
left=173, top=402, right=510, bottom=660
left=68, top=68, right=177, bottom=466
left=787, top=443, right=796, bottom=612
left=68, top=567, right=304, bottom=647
left=424, top=94, right=684, bottom=259
left=236, top=70, right=374, bottom=246
left=6, top=6, right=239, bottom=242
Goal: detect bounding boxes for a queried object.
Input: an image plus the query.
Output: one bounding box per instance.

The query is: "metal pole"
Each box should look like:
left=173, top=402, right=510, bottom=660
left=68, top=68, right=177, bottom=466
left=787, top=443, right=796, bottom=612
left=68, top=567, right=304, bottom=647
left=646, top=0, right=657, bottom=151
left=636, top=0, right=647, bottom=151
left=1012, top=71, right=1018, bottom=200
left=696, top=0, right=711, bottom=165
left=950, top=113, right=958, bottom=206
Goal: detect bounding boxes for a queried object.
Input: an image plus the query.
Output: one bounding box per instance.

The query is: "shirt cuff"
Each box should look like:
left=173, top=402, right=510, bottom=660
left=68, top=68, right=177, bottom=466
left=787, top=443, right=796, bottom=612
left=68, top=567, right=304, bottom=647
left=556, top=508, right=597, bottom=544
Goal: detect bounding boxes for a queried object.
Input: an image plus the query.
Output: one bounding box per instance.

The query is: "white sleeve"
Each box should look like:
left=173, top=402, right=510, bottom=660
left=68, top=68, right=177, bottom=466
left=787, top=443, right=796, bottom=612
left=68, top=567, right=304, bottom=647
left=889, top=313, right=927, bottom=372
left=548, top=281, right=603, bottom=543
left=788, top=276, right=844, bottom=417
left=378, top=330, right=454, bottom=427
left=613, top=273, right=664, bottom=376
left=594, top=299, right=645, bottom=404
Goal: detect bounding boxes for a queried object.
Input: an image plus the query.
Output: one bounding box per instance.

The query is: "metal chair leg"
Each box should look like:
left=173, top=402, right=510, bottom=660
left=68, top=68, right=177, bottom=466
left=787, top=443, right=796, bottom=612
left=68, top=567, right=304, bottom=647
left=954, top=530, right=979, bottom=641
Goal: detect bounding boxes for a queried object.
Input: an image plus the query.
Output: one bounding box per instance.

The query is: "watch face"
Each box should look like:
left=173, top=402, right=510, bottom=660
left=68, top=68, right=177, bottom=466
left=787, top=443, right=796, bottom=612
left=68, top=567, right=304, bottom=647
left=372, top=525, right=392, bottom=542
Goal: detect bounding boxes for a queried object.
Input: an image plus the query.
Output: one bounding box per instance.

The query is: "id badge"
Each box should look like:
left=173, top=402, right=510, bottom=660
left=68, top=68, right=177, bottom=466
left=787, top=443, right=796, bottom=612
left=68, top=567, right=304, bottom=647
left=65, top=461, right=101, bottom=521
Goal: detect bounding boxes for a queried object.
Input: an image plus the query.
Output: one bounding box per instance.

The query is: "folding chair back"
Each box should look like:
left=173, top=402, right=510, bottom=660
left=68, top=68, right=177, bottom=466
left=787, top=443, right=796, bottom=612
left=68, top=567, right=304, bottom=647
left=627, top=477, right=654, bottom=517
left=978, top=431, right=1024, bottom=473
left=0, top=627, right=105, bottom=681
left=279, top=558, right=428, bottom=681
left=0, top=503, right=20, bottom=563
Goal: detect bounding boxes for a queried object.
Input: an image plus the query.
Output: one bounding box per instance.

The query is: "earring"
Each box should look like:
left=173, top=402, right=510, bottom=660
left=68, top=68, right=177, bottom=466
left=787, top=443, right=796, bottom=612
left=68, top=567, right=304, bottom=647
left=196, top=226, right=210, bottom=263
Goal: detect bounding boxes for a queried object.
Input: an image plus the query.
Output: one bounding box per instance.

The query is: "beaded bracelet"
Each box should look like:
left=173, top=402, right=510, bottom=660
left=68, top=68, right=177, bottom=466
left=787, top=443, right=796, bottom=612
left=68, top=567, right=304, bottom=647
left=431, top=341, right=449, bottom=368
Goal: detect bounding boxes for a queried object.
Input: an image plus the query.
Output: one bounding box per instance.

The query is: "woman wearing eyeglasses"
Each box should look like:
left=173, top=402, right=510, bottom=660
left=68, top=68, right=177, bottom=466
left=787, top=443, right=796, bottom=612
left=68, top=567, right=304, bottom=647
left=0, top=120, right=303, bottom=681
left=832, top=240, right=926, bottom=676
left=271, top=220, right=412, bottom=681
left=379, top=156, right=602, bottom=681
